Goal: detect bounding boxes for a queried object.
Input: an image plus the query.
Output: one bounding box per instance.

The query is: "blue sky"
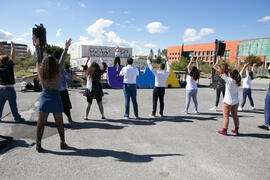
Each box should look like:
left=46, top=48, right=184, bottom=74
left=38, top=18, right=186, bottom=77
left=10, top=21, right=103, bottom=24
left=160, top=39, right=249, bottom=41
left=1, top=0, right=270, bottom=55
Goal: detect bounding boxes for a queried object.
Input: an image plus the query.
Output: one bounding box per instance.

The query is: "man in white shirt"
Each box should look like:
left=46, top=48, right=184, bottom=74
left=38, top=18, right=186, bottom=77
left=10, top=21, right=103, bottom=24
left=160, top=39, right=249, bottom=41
left=119, top=58, right=139, bottom=119
left=147, top=56, right=170, bottom=117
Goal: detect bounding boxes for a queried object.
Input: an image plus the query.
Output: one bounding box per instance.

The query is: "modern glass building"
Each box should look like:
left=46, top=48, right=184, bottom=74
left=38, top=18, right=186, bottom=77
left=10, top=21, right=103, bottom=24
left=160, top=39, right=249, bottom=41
left=168, top=37, right=270, bottom=68
left=237, top=38, right=270, bottom=67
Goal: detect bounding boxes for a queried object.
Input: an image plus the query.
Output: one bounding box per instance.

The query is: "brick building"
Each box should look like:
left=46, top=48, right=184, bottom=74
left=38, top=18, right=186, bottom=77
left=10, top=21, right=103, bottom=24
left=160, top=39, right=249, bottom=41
left=0, top=41, right=28, bottom=59
left=167, top=37, right=270, bottom=67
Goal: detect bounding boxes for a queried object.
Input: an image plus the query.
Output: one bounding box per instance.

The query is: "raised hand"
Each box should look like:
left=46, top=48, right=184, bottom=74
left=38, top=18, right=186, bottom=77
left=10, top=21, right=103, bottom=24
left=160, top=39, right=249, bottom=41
left=0, top=44, right=4, bottom=52
left=65, top=38, right=72, bottom=49
left=32, top=35, right=39, bottom=46
left=10, top=41, right=14, bottom=49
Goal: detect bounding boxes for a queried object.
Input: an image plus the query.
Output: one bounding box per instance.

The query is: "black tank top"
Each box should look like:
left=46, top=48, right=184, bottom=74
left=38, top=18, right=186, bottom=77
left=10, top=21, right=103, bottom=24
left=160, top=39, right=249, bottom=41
left=0, top=60, right=15, bottom=85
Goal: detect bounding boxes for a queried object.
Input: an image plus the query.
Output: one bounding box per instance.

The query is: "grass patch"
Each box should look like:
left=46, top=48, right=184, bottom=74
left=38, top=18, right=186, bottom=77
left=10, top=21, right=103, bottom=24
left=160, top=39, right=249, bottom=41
left=15, top=71, right=34, bottom=77
left=255, top=75, right=270, bottom=79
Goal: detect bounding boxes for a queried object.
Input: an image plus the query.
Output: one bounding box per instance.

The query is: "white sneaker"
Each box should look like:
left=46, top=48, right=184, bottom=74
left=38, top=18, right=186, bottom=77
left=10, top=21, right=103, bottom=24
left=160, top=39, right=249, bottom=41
left=238, top=106, right=243, bottom=111
left=209, top=106, right=217, bottom=111
left=124, top=117, right=129, bottom=120
left=251, top=107, right=255, bottom=110
left=149, top=114, right=156, bottom=118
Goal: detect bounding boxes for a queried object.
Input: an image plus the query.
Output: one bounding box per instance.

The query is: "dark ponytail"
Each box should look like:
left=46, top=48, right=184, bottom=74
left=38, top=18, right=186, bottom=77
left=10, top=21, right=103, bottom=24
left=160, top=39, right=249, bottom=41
left=249, top=71, right=254, bottom=80
left=230, top=69, right=241, bottom=86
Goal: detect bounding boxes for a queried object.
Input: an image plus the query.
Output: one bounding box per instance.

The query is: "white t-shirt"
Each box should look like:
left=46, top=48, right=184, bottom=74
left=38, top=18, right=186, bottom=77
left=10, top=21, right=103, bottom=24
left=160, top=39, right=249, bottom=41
left=86, top=76, right=92, bottom=92
left=147, top=60, right=170, bottom=87
left=115, top=52, right=121, bottom=57
left=242, top=70, right=252, bottom=89
left=120, top=65, right=139, bottom=84
left=222, top=74, right=239, bottom=105
left=186, top=75, right=197, bottom=90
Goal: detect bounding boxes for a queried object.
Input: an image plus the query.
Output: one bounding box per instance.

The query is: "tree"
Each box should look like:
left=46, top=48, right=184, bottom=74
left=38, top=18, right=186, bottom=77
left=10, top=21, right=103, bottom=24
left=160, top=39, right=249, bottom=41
left=157, top=49, right=161, bottom=57
left=44, top=44, right=70, bottom=66
left=244, top=55, right=263, bottom=66
left=171, top=56, right=189, bottom=71
left=161, top=49, right=167, bottom=57
left=137, top=56, right=145, bottom=60
left=149, top=49, right=154, bottom=60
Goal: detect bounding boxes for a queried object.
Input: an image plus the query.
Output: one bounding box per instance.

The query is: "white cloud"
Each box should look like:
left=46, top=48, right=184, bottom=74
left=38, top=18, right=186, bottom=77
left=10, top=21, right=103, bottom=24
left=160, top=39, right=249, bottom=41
left=182, top=28, right=215, bottom=42
left=144, top=43, right=157, bottom=48
left=0, top=29, right=13, bottom=40
left=258, top=16, right=270, bottom=23
left=0, top=29, right=30, bottom=43
left=35, top=9, right=48, bottom=14
left=79, top=2, right=86, bottom=8
left=123, top=11, right=129, bottom=14
left=72, top=18, right=145, bottom=54
left=145, top=22, right=168, bottom=34
left=56, top=28, right=62, bottom=38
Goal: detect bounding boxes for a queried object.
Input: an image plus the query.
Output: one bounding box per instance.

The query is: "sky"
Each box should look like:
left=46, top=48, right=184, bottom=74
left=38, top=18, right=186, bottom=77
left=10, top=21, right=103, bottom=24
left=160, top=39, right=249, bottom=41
left=1, top=0, right=270, bottom=55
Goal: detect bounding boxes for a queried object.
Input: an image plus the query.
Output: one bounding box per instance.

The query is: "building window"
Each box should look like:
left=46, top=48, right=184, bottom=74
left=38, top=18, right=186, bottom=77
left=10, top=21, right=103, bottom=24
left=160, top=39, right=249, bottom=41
left=207, top=57, right=210, bottom=60
left=194, top=51, right=197, bottom=56
left=203, top=51, right=206, bottom=55
left=224, top=50, right=230, bottom=59
left=212, top=51, right=215, bottom=55
left=211, top=56, right=214, bottom=61
left=207, top=51, right=210, bottom=55
left=198, top=57, right=201, bottom=60
left=198, top=51, right=201, bottom=56
left=202, top=57, right=205, bottom=61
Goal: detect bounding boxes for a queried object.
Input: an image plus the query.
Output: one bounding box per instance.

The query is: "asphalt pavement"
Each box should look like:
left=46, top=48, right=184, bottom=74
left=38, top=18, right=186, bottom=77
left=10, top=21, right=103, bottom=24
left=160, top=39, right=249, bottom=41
left=0, top=78, right=269, bottom=180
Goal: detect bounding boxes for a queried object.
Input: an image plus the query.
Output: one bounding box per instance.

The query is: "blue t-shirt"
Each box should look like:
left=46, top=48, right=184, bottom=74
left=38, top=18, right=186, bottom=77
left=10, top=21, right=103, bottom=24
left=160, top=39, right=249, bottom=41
left=58, top=70, right=71, bottom=91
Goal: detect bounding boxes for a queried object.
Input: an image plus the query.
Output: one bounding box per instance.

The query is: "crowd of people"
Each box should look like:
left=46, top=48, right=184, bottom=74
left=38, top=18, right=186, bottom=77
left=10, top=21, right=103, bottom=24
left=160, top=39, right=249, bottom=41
left=0, top=36, right=269, bottom=153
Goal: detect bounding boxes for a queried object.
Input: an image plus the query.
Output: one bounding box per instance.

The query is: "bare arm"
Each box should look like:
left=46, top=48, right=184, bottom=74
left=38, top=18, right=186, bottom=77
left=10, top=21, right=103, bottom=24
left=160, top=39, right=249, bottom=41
left=22, top=74, right=38, bottom=81
left=240, top=63, right=249, bottom=76
left=71, top=75, right=85, bottom=83
left=213, top=56, right=222, bottom=74
left=0, top=44, right=4, bottom=55
left=251, top=63, right=256, bottom=72
left=187, top=57, right=193, bottom=74
left=85, top=56, right=91, bottom=66
left=58, top=38, right=72, bottom=71
left=146, top=56, right=157, bottom=75
left=166, top=59, right=171, bottom=73
left=33, top=35, right=42, bottom=68
left=10, top=41, right=15, bottom=61
left=195, top=58, right=199, bottom=70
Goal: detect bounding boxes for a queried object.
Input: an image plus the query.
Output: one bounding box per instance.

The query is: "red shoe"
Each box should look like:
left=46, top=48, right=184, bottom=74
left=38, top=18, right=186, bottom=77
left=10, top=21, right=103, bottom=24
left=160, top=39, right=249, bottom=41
left=231, top=128, right=239, bottom=135
left=218, top=128, right=227, bottom=136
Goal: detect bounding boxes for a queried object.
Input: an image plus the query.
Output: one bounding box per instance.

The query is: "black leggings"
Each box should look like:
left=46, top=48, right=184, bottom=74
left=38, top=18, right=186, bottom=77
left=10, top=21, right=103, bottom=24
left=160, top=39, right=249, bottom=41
left=216, top=86, right=225, bottom=107
left=114, top=57, right=121, bottom=67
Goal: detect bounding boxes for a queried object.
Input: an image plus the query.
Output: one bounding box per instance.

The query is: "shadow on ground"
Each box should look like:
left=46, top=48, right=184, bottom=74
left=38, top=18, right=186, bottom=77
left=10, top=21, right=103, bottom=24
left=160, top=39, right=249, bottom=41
left=42, top=146, right=183, bottom=163
left=0, top=139, right=35, bottom=155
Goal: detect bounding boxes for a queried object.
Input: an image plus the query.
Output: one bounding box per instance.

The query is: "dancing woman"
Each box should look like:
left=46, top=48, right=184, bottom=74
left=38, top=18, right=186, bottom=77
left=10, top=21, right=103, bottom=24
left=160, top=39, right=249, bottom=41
left=84, top=57, right=107, bottom=120
left=114, top=47, right=121, bottom=67
left=209, top=63, right=229, bottom=111
left=0, top=42, right=24, bottom=122
left=183, top=57, right=200, bottom=114
left=33, top=35, right=72, bottom=152
left=214, top=56, right=242, bottom=136
left=238, top=63, right=256, bottom=111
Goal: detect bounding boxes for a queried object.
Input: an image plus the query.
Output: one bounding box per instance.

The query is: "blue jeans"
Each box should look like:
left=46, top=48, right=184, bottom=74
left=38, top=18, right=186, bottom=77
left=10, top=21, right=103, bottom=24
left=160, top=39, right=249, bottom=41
left=0, top=88, right=22, bottom=121
left=264, top=90, right=270, bottom=125
left=241, top=88, right=254, bottom=107
left=185, top=89, right=198, bottom=112
left=123, top=84, right=138, bottom=117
